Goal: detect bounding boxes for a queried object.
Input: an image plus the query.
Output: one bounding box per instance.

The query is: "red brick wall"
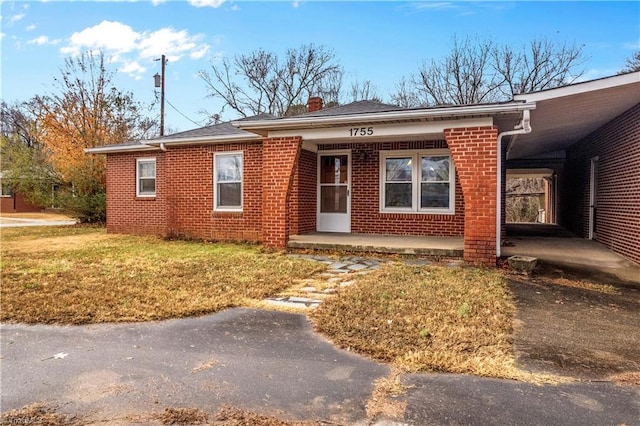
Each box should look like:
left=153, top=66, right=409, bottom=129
left=262, top=137, right=302, bottom=247
left=105, top=142, right=263, bottom=242
left=106, top=153, right=168, bottom=236
left=445, top=126, right=499, bottom=265
left=166, top=143, right=263, bottom=242
left=563, top=103, right=640, bottom=264
left=319, top=141, right=465, bottom=237
left=0, top=193, right=42, bottom=213
left=289, top=149, right=317, bottom=235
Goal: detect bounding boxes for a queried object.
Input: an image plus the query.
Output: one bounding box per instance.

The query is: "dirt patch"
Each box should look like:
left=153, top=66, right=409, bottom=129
left=4, top=232, right=120, bottom=253
left=507, top=262, right=640, bottom=381
left=0, top=403, right=78, bottom=426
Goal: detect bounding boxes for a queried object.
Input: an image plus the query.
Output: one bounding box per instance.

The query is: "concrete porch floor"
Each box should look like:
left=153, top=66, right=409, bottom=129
left=287, top=232, right=464, bottom=257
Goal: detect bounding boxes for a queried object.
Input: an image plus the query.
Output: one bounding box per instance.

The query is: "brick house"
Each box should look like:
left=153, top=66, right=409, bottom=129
left=87, top=72, right=640, bottom=266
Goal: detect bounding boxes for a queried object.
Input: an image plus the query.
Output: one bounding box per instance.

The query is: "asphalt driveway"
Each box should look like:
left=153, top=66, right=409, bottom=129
left=2, top=308, right=638, bottom=425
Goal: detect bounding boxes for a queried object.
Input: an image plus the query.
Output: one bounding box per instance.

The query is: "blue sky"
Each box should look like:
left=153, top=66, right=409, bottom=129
left=1, top=1, right=639, bottom=133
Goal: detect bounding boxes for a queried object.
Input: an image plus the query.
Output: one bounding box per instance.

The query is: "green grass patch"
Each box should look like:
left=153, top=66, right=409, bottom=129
left=1, top=226, right=323, bottom=324
left=311, top=263, right=548, bottom=381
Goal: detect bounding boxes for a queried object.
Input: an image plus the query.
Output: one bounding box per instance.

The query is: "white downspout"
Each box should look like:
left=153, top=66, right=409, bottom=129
left=496, top=109, right=532, bottom=257
left=160, top=143, right=167, bottom=152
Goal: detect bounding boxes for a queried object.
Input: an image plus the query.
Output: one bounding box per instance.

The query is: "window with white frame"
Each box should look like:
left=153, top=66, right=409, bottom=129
left=214, top=152, right=243, bottom=211
left=380, top=150, right=455, bottom=214
left=136, top=158, right=156, bottom=197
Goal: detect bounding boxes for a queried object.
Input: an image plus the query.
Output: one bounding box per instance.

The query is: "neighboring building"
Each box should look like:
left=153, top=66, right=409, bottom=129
left=0, top=173, right=43, bottom=213
left=87, top=72, right=640, bottom=266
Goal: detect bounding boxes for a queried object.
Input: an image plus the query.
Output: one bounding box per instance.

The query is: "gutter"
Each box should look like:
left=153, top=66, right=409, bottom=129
left=496, top=109, right=532, bottom=257
left=85, top=144, right=159, bottom=154
left=234, top=102, right=536, bottom=132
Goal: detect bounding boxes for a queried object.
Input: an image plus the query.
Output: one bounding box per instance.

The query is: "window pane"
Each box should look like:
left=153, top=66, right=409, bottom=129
left=139, top=162, right=155, bottom=178
left=320, top=186, right=347, bottom=213
left=217, top=155, right=243, bottom=182
left=320, top=155, right=348, bottom=184
left=421, top=183, right=450, bottom=208
left=421, top=156, right=449, bottom=182
left=385, top=183, right=412, bottom=208
left=140, top=178, right=156, bottom=194
left=386, top=158, right=412, bottom=182
left=218, top=182, right=241, bottom=207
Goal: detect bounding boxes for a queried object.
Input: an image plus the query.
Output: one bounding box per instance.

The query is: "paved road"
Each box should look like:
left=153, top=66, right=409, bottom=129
left=1, top=308, right=638, bottom=425
left=0, top=217, right=77, bottom=227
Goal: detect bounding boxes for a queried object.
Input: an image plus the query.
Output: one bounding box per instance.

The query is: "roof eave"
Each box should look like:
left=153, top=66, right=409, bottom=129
left=514, top=72, right=640, bottom=102
left=85, top=144, right=160, bottom=154
left=233, top=102, right=536, bottom=133
left=146, top=133, right=262, bottom=147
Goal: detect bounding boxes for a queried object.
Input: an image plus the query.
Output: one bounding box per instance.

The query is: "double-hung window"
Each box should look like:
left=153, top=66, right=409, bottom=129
left=380, top=150, right=455, bottom=214
left=136, top=158, right=156, bottom=197
left=214, top=152, right=243, bottom=211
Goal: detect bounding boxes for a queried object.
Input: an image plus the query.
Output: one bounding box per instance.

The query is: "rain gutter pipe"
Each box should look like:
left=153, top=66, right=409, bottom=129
left=496, top=109, right=532, bottom=257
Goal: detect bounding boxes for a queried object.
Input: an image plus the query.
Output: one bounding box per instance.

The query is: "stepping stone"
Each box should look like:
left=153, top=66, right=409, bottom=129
left=300, top=287, right=317, bottom=293
left=330, top=262, right=349, bottom=270
left=348, top=263, right=369, bottom=271
left=323, top=288, right=337, bottom=294
left=340, top=280, right=356, bottom=287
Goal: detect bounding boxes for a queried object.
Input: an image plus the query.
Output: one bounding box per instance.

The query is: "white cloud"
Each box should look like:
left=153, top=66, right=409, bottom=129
left=60, top=20, right=211, bottom=78
left=121, top=61, right=146, bottom=75
left=292, top=1, right=300, bottom=8
left=9, top=13, right=25, bottom=24
left=152, top=0, right=166, bottom=5
left=61, top=20, right=139, bottom=56
left=188, top=0, right=225, bottom=8
left=27, top=35, right=61, bottom=46
left=0, top=33, right=5, bottom=41
left=26, top=24, right=36, bottom=31
left=28, top=35, right=49, bottom=45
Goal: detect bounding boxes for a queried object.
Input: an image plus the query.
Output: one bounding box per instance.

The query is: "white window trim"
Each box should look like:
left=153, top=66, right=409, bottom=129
left=214, top=151, right=243, bottom=212
left=136, top=158, right=156, bottom=197
left=379, top=149, right=455, bottom=215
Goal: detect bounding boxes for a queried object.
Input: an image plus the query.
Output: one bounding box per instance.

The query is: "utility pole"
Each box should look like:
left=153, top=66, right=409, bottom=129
left=153, top=54, right=167, bottom=136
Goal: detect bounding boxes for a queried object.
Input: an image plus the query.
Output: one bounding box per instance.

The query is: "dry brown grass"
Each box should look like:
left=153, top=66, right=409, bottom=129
left=311, top=263, right=559, bottom=382
left=160, top=407, right=208, bottom=424
left=610, top=371, right=640, bottom=386
left=0, top=226, right=323, bottom=324
left=0, top=403, right=76, bottom=426
left=213, top=406, right=321, bottom=425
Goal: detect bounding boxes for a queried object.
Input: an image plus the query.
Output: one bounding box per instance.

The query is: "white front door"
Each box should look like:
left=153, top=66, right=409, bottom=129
left=317, top=152, right=351, bottom=233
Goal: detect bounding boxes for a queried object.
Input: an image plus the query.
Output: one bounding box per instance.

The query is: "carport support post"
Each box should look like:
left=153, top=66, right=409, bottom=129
left=445, top=126, right=499, bottom=266
left=261, top=136, right=302, bottom=248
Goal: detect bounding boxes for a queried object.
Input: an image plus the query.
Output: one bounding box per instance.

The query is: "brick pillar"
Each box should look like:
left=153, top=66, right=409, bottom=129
left=445, top=126, right=499, bottom=266
left=262, top=136, right=302, bottom=248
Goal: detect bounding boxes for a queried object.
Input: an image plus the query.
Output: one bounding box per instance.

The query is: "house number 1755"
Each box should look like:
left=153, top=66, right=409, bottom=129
left=349, top=127, right=374, bottom=137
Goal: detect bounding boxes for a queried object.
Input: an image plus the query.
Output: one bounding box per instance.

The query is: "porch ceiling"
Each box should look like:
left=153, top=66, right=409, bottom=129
left=508, top=72, right=640, bottom=160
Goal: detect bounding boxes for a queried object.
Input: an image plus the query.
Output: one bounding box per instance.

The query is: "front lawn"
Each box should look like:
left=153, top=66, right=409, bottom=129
left=310, top=263, right=540, bottom=381
left=0, top=226, right=323, bottom=324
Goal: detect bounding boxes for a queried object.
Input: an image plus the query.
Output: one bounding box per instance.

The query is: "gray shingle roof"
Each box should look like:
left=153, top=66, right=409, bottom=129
left=161, top=113, right=274, bottom=140
left=298, top=100, right=405, bottom=117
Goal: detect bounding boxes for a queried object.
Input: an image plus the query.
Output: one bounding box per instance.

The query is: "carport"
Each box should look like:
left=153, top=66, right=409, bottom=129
left=503, top=72, right=640, bottom=266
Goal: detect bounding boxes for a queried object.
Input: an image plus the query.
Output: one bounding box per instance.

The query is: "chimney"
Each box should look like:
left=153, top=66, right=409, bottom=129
left=307, top=96, right=323, bottom=113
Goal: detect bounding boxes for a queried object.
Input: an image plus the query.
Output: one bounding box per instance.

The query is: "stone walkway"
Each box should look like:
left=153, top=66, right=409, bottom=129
left=263, top=254, right=440, bottom=309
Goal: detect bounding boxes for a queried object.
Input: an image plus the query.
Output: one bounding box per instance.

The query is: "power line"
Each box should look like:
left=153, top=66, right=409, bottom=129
left=163, top=96, right=205, bottom=128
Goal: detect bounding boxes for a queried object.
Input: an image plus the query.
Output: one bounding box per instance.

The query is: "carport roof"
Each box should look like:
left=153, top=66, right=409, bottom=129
left=508, top=71, right=640, bottom=160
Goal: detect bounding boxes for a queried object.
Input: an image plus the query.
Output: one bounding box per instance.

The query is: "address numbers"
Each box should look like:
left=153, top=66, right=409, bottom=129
left=349, top=127, right=374, bottom=137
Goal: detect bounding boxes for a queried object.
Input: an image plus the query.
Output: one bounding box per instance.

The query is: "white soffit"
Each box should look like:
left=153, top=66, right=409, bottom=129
left=508, top=72, right=640, bottom=160
left=268, top=117, right=493, bottom=142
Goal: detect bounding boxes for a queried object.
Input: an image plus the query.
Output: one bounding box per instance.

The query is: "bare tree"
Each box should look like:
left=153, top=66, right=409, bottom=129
left=414, top=36, right=502, bottom=105
left=392, top=35, right=586, bottom=106
left=390, top=77, right=421, bottom=108
left=494, top=38, right=586, bottom=96
left=349, top=78, right=381, bottom=102
left=199, top=44, right=342, bottom=117
left=619, top=51, right=640, bottom=74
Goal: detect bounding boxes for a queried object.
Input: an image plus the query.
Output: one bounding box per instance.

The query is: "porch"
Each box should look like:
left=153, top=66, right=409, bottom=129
left=287, top=232, right=464, bottom=257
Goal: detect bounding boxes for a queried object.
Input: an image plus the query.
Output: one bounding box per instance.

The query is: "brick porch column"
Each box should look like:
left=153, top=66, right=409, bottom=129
left=262, top=136, right=302, bottom=248
left=445, top=126, right=499, bottom=266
